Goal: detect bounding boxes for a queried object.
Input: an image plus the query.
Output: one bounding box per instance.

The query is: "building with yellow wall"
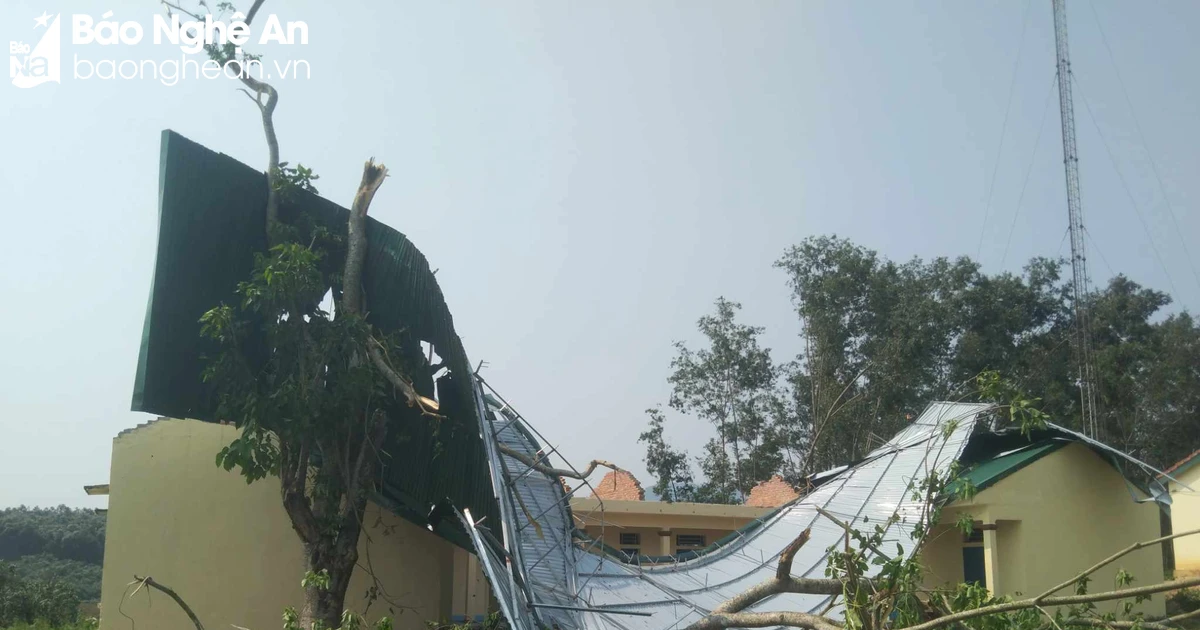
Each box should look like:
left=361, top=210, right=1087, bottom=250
left=93, top=416, right=1173, bottom=628
left=571, top=496, right=770, bottom=559
left=1164, top=450, right=1200, bottom=578
left=96, top=418, right=490, bottom=630
left=920, top=441, right=1166, bottom=617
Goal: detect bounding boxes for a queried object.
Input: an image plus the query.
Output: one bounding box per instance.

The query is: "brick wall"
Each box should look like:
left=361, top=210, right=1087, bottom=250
left=590, top=470, right=645, bottom=501
left=745, top=475, right=799, bottom=508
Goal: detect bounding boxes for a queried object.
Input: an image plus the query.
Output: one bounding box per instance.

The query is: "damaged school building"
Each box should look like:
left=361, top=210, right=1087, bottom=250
left=94, top=131, right=1191, bottom=630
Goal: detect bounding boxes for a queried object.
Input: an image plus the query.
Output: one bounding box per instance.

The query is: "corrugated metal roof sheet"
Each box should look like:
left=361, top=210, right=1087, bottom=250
left=464, top=401, right=992, bottom=630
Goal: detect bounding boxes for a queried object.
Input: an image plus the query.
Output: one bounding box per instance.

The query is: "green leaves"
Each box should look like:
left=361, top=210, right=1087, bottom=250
left=638, top=406, right=695, bottom=502
left=662, top=298, right=783, bottom=502
left=955, top=513, right=976, bottom=537
left=273, top=162, right=321, bottom=200
left=302, top=569, right=332, bottom=591
left=1115, top=567, right=1136, bottom=588
left=976, top=370, right=1050, bottom=437
left=214, top=432, right=278, bottom=482
left=0, top=560, right=82, bottom=627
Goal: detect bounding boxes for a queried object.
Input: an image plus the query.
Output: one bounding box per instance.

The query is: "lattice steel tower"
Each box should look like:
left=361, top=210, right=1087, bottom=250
left=1052, top=0, right=1100, bottom=438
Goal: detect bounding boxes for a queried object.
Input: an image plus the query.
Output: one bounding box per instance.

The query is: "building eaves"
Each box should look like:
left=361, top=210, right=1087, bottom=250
left=1161, top=449, right=1200, bottom=480
left=955, top=440, right=1065, bottom=493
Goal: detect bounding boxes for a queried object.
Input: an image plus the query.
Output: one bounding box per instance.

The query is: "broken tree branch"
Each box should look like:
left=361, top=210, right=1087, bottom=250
left=814, top=505, right=893, bottom=562
left=691, top=518, right=1200, bottom=630
left=131, top=575, right=205, bottom=630
left=903, top=576, right=1200, bottom=630
left=496, top=443, right=622, bottom=480
left=1063, top=606, right=1200, bottom=630
left=687, top=611, right=843, bottom=630
left=341, top=159, right=388, bottom=316
left=1035, top=526, right=1200, bottom=603
left=366, top=337, right=442, bottom=417
left=335, top=159, right=441, bottom=419
left=711, top=529, right=826, bottom=615
left=777, top=527, right=812, bottom=581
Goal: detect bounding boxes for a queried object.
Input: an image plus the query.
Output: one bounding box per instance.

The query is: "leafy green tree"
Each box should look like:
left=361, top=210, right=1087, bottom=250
left=638, top=407, right=695, bottom=502
left=8, top=555, right=101, bottom=601
left=654, top=235, right=1200, bottom=494
left=664, top=298, right=783, bottom=503
left=146, top=2, right=448, bottom=627
left=0, top=507, right=105, bottom=566
left=0, top=561, right=80, bottom=628
left=198, top=162, right=420, bottom=629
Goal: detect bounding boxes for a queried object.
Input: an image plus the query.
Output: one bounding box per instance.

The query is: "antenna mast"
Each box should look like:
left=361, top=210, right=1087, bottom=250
left=1052, top=0, right=1100, bottom=438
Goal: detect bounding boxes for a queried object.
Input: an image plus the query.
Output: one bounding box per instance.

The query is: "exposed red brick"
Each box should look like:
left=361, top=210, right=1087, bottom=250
left=745, top=475, right=799, bottom=508
left=590, top=470, right=645, bottom=501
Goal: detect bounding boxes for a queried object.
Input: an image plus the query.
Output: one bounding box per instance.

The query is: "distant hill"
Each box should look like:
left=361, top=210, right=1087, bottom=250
left=0, top=507, right=105, bottom=600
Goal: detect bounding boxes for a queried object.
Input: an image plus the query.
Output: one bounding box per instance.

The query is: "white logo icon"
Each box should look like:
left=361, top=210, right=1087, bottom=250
left=9, top=12, right=61, bottom=89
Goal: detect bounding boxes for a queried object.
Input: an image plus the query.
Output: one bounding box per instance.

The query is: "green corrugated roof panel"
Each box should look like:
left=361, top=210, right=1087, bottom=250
left=132, top=130, right=498, bottom=547
left=957, top=440, right=1065, bottom=494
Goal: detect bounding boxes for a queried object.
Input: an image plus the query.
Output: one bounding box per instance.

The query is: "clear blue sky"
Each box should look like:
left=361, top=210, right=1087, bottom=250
left=2, top=0, right=1197, bottom=508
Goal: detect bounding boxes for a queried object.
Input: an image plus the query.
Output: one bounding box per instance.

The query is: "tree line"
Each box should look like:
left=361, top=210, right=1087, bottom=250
left=641, top=235, right=1200, bottom=503
left=0, top=560, right=87, bottom=628
left=0, top=507, right=105, bottom=601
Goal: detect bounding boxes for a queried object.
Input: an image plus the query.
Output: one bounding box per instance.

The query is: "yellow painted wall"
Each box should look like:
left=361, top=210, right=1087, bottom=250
left=99, top=418, right=485, bottom=630
left=571, top=499, right=767, bottom=558
left=1168, top=463, right=1200, bottom=578
left=920, top=443, right=1165, bottom=617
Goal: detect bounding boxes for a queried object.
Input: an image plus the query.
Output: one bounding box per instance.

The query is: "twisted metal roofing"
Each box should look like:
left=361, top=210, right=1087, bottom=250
left=463, top=397, right=992, bottom=630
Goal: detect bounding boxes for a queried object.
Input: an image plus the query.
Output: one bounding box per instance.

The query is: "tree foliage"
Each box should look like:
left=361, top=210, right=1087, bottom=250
left=0, top=507, right=104, bottom=603
left=0, top=561, right=81, bottom=628
left=199, top=205, right=431, bottom=628
left=660, top=298, right=785, bottom=503
left=644, top=235, right=1200, bottom=495
left=6, top=556, right=101, bottom=602
left=0, top=507, right=105, bottom=567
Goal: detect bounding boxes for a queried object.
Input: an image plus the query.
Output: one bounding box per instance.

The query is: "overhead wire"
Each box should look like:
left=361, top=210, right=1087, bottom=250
left=1088, top=2, right=1200, bottom=294
left=1000, top=71, right=1059, bottom=268
left=976, top=0, right=1035, bottom=261
left=1084, top=226, right=1116, bottom=283
left=1070, top=73, right=1179, bottom=297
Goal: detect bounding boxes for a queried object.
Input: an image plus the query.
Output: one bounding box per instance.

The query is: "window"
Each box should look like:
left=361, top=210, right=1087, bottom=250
left=962, top=524, right=986, bottom=588
left=962, top=547, right=986, bottom=587
left=676, top=534, right=706, bottom=548
left=619, top=532, right=641, bottom=546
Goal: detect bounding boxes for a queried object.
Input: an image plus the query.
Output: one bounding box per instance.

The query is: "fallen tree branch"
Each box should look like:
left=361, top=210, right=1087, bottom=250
left=496, top=443, right=622, bottom=480
left=366, top=337, right=442, bottom=417
left=713, top=529, right=834, bottom=615
left=814, top=505, right=894, bottom=562
left=131, top=575, right=205, bottom=630
left=1035, top=526, right=1200, bottom=603
left=1045, top=606, right=1200, bottom=630
left=686, top=611, right=843, bottom=630
left=903, top=576, right=1200, bottom=630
